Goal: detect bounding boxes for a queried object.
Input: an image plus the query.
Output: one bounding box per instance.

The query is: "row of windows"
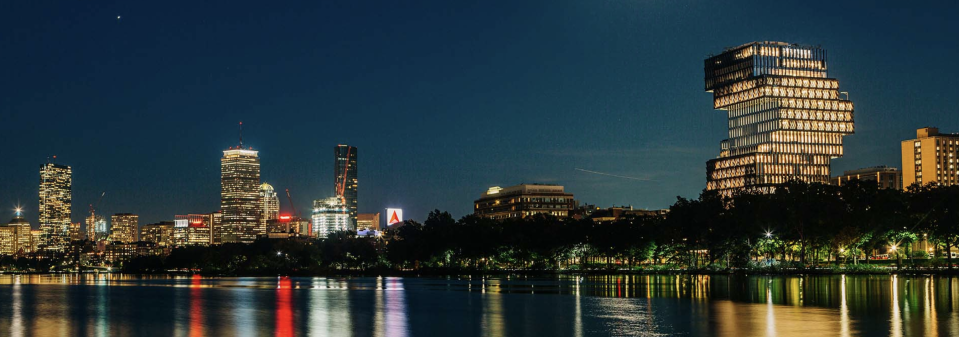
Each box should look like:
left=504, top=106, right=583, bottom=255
left=714, top=85, right=840, bottom=108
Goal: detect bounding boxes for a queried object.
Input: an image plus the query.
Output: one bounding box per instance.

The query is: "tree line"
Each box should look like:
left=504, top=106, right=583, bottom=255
left=111, top=180, right=958, bottom=274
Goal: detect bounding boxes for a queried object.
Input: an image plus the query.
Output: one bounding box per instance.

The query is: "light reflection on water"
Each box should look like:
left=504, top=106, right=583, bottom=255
left=0, top=274, right=958, bottom=336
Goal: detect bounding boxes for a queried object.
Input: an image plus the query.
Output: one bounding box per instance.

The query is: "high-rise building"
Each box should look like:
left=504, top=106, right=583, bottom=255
left=312, top=197, right=350, bottom=238
left=356, top=213, right=380, bottom=231
left=831, top=166, right=902, bottom=190
left=474, top=184, right=576, bottom=220
left=259, top=183, right=280, bottom=236
left=0, top=208, right=33, bottom=255
left=334, top=145, right=358, bottom=229
left=39, top=162, right=72, bottom=251
left=221, top=145, right=261, bottom=244
left=902, top=127, right=959, bottom=188
left=210, top=211, right=224, bottom=245
left=110, top=213, right=139, bottom=243
left=704, top=41, right=855, bottom=195
left=141, top=221, right=176, bottom=247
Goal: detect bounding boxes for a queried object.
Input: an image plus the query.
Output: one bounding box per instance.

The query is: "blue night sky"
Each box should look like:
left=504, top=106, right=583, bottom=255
left=2, top=1, right=958, bottom=226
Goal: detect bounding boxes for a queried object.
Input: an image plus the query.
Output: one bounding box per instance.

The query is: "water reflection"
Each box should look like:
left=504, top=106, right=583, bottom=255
left=2, top=274, right=959, bottom=336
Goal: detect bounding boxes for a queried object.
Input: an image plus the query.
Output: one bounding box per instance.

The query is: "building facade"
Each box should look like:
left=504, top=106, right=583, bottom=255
left=174, top=214, right=213, bottom=246
left=110, top=213, right=139, bottom=243
left=221, top=147, right=261, bottom=243
left=141, top=221, right=176, bottom=247
left=473, top=184, right=576, bottom=220
left=334, top=145, right=358, bottom=229
left=704, top=41, right=855, bottom=195
left=1, top=209, right=33, bottom=255
left=357, top=213, right=380, bottom=231
left=39, top=162, right=72, bottom=251
left=312, top=197, right=351, bottom=238
left=901, top=127, right=959, bottom=188
left=259, top=182, right=280, bottom=237
left=830, top=166, right=901, bottom=190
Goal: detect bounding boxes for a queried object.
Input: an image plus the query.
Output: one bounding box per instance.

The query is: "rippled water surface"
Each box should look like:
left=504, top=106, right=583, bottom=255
left=1, top=274, right=958, bottom=336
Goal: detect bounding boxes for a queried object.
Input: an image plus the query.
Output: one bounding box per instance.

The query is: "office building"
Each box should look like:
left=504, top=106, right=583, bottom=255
left=312, top=197, right=350, bottom=238
left=174, top=214, right=213, bottom=246
left=1, top=208, right=33, bottom=255
left=259, top=182, right=280, bottom=237
left=141, top=221, right=176, bottom=247
left=831, top=166, right=902, bottom=190
left=902, top=127, right=959, bottom=188
left=334, top=145, right=358, bottom=229
left=221, top=145, right=261, bottom=243
left=39, top=162, right=72, bottom=251
left=110, top=213, right=139, bottom=243
left=357, top=213, right=380, bottom=231
left=210, top=211, right=224, bottom=245
left=68, top=222, right=83, bottom=242
left=704, top=41, right=855, bottom=195
left=473, top=184, right=576, bottom=220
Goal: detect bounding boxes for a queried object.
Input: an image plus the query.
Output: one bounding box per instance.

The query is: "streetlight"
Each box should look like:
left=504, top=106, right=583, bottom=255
left=765, top=231, right=773, bottom=238
left=276, top=251, right=283, bottom=256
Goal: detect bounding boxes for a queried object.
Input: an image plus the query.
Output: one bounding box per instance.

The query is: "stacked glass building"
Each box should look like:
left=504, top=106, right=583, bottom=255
left=704, top=41, right=855, bottom=195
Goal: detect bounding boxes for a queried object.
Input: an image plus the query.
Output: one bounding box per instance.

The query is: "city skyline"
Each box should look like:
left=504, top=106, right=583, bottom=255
left=2, top=1, right=959, bottom=226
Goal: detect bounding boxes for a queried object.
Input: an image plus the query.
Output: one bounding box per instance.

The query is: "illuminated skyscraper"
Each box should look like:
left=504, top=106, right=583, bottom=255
left=39, top=162, right=72, bottom=251
left=258, top=182, right=280, bottom=236
left=312, top=197, right=350, bottom=238
left=221, top=145, right=261, bottom=243
left=334, top=145, right=358, bottom=229
left=704, top=41, right=855, bottom=194
left=110, top=213, right=139, bottom=243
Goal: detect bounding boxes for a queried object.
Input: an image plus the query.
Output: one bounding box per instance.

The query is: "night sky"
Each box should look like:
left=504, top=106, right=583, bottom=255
left=2, top=1, right=958, bottom=226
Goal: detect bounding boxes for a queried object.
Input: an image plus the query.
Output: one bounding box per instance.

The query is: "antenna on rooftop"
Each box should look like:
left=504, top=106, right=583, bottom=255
left=239, top=121, right=243, bottom=147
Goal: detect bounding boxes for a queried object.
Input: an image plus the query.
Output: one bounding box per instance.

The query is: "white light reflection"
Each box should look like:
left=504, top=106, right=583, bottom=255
left=383, top=277, right=408, bottom=337
left=11, top=275, right=23, bottom=337
left=765, top=284, right=775, bottom=336
left=840, top=275, right=849, bottom=337
left=891, top=275, right=901, bottom=337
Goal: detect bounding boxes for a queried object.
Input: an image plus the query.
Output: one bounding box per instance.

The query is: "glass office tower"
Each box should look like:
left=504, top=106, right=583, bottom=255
left=704, top=41, right=855, bottom=195
left=39, top=162, right=72, bottom=251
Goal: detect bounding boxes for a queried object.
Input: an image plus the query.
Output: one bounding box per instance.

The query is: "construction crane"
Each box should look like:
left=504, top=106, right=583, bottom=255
left=285, top=189, right=300, bottom=219
left=88, top=192, right=105, bottom=219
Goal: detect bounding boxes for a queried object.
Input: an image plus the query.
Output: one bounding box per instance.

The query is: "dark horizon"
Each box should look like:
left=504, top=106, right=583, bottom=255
left=2, top=0, right=958, bottom=226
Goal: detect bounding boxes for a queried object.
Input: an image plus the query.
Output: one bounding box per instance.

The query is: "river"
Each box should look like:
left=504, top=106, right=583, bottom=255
left=0, top=274, right=956, bottom=336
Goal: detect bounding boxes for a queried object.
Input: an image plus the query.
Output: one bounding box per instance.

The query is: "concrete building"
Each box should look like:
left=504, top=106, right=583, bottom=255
left=831, top=166, right=902, bottom=190
left=902, top=127, right=959, bottom=188
left=473, top=184, right=576, bottom=220
left=704, top=42, right=855, bottom=195
left=1, top=208, right=33, bottom=255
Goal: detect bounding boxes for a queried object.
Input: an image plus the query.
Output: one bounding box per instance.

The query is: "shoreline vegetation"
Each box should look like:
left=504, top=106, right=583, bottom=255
left=3, top=180, right=958, bottom=278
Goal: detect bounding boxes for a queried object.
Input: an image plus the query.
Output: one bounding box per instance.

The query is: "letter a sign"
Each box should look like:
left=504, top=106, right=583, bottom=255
left=386, top=208, right=403, bottom=226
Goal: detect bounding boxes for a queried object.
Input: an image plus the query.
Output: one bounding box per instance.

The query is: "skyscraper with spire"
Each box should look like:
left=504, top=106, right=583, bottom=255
left=334, top=145, right=358, bottom=229
left=221, top=122, right=261, bottom=243
left=39, top=161, right=71, bottom=251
